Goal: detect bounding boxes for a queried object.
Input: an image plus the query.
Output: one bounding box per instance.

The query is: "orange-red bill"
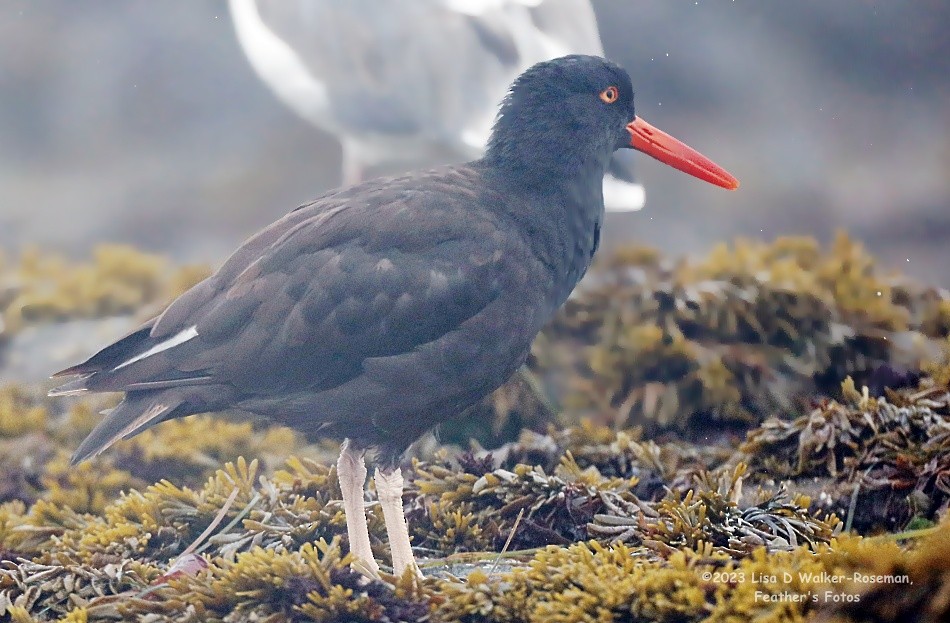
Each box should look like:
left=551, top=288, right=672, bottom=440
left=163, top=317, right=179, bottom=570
left=627, top=117, right=739, bottom=190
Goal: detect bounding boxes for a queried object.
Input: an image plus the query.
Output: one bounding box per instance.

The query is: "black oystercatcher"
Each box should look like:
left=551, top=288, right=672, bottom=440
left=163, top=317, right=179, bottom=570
left=229, top=0, right=646, bottom=210
left=51, top=55, right=738, bottom=577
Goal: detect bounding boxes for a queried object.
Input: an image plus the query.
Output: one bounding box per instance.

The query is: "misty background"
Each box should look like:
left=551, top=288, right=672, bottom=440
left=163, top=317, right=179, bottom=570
left=1, top=1, right=948, bottom=283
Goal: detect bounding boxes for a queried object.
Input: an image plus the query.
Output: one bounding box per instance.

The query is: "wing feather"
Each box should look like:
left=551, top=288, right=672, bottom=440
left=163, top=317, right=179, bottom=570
left=53, top=168, right=510, bottom=400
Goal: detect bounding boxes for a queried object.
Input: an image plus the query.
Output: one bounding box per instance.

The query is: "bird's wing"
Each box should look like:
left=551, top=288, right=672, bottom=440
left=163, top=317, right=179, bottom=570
left=54, top=170, right=510, bottom=397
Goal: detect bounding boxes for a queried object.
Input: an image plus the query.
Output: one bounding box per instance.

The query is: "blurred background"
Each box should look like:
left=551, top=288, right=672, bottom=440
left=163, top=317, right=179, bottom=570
left=1, top=0, right=948, bottom=282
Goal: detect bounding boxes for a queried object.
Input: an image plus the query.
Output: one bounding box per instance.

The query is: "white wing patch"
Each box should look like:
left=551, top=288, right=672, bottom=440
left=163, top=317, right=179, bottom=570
left=113, top=326, right=199, bottom=371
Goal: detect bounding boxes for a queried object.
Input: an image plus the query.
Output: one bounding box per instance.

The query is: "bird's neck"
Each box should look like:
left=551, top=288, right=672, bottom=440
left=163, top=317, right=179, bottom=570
left=483, top=127, right=613, bottom=190
left=478, top=152, right=607, bottom=306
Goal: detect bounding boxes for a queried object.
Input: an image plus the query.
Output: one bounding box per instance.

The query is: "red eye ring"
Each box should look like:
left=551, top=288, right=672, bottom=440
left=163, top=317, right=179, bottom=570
left=599, top=86, right=619, bottom=104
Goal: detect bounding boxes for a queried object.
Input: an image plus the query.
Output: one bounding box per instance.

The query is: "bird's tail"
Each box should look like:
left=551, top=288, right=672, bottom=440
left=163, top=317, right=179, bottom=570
left=71, top=394, right=182, bottom=465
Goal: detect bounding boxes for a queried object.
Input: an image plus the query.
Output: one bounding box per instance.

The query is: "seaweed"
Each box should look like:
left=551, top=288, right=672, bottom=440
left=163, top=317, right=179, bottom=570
left=436, top=525, right=950, bottom=623
left=2, top=238, right=950, bottom=621
left=0, top=246, right=208, bottom=334
left=590, top=463, right=841, bottom=557
left=0, top=441, right=945, bottom=621
left=538, top=234, right=948, bottom=436
left=408, top=454, right=635, bottom=552
left=0, top=384, right=318, bottom=514
left=741, top=376, right=950, bottom=530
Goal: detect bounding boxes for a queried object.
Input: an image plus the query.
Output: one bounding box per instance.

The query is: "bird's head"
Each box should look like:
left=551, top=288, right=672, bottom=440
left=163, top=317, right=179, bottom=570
left=486, top=55, right=738, bottom=190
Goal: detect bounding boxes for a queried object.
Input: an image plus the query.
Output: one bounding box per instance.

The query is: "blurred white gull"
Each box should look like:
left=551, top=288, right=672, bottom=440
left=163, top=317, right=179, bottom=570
left=229, top=0, right=645, bottom=211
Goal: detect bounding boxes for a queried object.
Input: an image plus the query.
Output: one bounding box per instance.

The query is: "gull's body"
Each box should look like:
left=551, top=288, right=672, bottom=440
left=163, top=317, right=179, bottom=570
left=229, top=0, right=646, bottom=210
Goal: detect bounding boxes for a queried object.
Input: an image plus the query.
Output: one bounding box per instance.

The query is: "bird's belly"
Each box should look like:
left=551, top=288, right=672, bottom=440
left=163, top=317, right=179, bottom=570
left=236, top=301, right=539, bottom=454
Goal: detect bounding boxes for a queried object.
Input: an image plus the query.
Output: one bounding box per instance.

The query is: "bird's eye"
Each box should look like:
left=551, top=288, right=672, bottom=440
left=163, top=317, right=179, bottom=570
left=599, top=86, right=619, bottom=104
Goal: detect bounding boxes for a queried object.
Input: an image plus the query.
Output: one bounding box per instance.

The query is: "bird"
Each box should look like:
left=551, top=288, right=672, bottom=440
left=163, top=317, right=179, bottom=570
left=50, top=55, right=738, bottom=578
left=228, top=0, right=647, bottom=211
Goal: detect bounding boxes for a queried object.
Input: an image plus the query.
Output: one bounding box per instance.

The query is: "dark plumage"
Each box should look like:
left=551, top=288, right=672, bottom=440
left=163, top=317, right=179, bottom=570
left=58, top=165, right=566, bottom=466
left=53, top=56, right=738, bottom=466
left=51, top=55, right=738, bottom=576
left=52, top=56, right=620, bottom=463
